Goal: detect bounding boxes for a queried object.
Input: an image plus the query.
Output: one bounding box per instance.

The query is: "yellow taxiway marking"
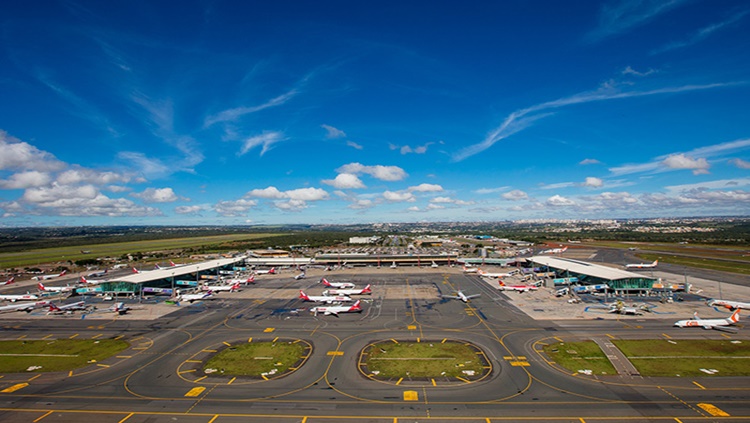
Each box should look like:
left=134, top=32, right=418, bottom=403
left=248, top=337, right=253, bottom=343
left=116, top=356, right=132, bottom=359
left=431, top=378, right=436, bottom=386
left=186, top=360, right=202, bottom=363
left=1, top=383, right=28, bottom=393
left=301, top=417, right=307, bottom=423
left=16, top=335, right=26, bottom=340
left=697, top=403, right=729, bottom=416
left=327, top=351, right=344, bottom=356
left=554, top=336, right=564, bottom=342
left=202, top=349, right=217, bottom=353
left=272, top=337, right=279, bottom=343
left=194, top=376, right=207, bottom=383
left=184, top=386, right=205, bottom=397
left=692, top=381, right=706, bottom=390
left=208, top=415, right=219, bottom=423
left=263, top=327, right=275, bottom=333
left=92, top=334, right=103, bottom=339
left=68, top=371, right=73, bottom=377
left=395, top=377, right=403, bottom=385
left=261, top=374, right=268, bottom=380
left=606, top=333, right=615, bottom=339
left=674, top=418, right=684, bottom=423
left=227, top=377, right=236, bottom=385
left=441, top=338, right=447, bottom=343
left=407, top=325, right=416, bottom=330
left=96, top=364, right=110, bottom=368
left=456, top=376, right=470, bottom=383
left=417, top=338, right=420, bottom=343
left=391, top=339, right=399, bottom=344
left=118, top=412, right=134, bottom=423
left=510, top=361, right=530, bottom=367
left=178, top=369, right=196, bottom=374
left=662, top=333, right=672, bottom=339
left=114, top=335, right=124, bottom=340
left=41, top=334, right=53, bottom=340
left=223, top=341, right=231, bottom=347
left=27, top=374, right=41, bottom=382
left=32, top=410, right=53, bottom=422
left=403, top=390, right=418, bottom=401
left=132, top=347, right=148, bottom=350
left=579, top=419, right=586, bottom=423
left=721, top=333, right=732, bottom=339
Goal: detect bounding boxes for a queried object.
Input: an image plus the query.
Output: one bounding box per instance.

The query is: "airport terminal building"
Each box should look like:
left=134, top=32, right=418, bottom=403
left=527, top=256, right=658, bottom=292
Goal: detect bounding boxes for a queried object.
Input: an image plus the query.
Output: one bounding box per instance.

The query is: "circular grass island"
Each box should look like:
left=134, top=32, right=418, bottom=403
left=359, top=340, right=491, bottom=384
left=202, top=339, right=311, bottom=379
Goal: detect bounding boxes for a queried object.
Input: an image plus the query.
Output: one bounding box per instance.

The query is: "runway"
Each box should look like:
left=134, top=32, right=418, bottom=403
left=1, top=270, right=749, bottom=422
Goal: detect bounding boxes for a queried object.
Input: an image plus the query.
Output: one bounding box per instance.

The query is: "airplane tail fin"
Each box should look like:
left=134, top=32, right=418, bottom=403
left=299, top=290, right=309, bottom=300
left=132, top=267, right=139, bottom=273
left=60, top=270, right=66, bottom=276
left=350, top=300, right=362, bottom=312
left=170, top=261, right=176, bottom=266
left=80, top=276, right=88, bottom=284
left=269, top=267, right=276, bottom=274
left=38, top=282, right=45, bottom=291
left=362, top=284, right=371, bottom=294
left=321, top=278, right=331, bottom=287
left=653, top=260, right=658, bottom=266
left=7, top=277, right=14, bottom=285
left=48, top=303, right=60, bottom=312
left=729, top=309, right=741, bottom=323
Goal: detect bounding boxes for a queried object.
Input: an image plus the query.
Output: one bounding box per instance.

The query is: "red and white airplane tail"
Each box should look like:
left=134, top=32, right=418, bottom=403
left=132, top=267, right=140, bottom=274
left=38, top=282, right=47, bottom=291
left=362, top=284, right=372, bottom=294
left=321, top=278, right=332, bottom=287
left=299, top=290, right=311, bottom=301
left=729, top=309, right=741, bottom=324
left=48, top=303, right=61, bottom=312
left=349, top=300, right=362, bottom=312
left=247, top=275, right=255, bottom=284
left=80, top=276, right=89, bottom=284
left=1, top=276, right=14, bottom=286
left=170, top=261, right=177, bottom=267
left=269, top=267, right=276, bottom=274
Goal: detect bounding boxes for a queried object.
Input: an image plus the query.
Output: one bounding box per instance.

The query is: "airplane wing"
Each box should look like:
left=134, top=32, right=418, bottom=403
left=466, top=294, right=481, bottom=299
left=713, top=325, right=738, bottom=333
left=441, top=295, right=461, bottom=300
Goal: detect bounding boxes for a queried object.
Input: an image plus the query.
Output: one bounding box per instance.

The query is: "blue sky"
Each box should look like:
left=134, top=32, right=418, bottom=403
left=1, top=0, right=749, bottom=226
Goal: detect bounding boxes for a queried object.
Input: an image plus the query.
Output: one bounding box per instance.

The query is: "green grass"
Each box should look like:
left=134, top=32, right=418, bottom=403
left=0, top=339, right=129, bottom=373
left=0, top=234, right=279, bottom=269
left=363, top=341, right=485, bottom=378
left=542, top=341, right=617, bottom=376
left=613, top=339, right=750, bottom=377
left=635, top=253, right=750, bottom=275
left=203, top=341, right=306, bottom=376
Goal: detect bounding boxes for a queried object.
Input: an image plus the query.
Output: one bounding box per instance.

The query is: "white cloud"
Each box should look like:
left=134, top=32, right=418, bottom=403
left=346, top=140, right=363, bottom=150
left=406, top=206, right=421, bottom=212
left=652, top=11, right=749, bottom=54
left=588, top=0, right=688, bottom=41
left=213, top=199, right=258, bottom=217
left=20, top=183, right=160, bottom=217
left=321, top=124, right=346, bottom=139
left=336, top=163, right=408, bottom=181
left=622, top=66, right=656, bottom=77
left=408, top=183, right=443, bottom=192
left=429, top=196, right=474, bottom=206
left=204, top=90, right=297, bottom=127
left=175, top=205, right=204, bottom=214
left=247, top=186, right=286, bottom=199
left=665, top=178, right=750, bottom=193
left=579, top=158, right=602, bottom=165
left=383, top=191, right=416, bottom=202
left=426, top=204, right=445, bottom=210
left=118, top=151, right=170, bottom=179
left=540, top=182, right=575, bottom=190
left=322, top=173, right=366, bottom=189
left=546, top=195, right=576, bottom=207
left=390, top=142, right=433, bottom=155
left=502, top=190, right=528, bottom=201
left=131, top=187, right=181, bottom=203
left=474, top=186, right=509, bottom=194
left=239, top=131, right=285, bottom=156
left=348, top=199, right=374, bottom=210
left=285, top=187, right=329, bottom=201
left=274, top=199, right=308, bottom=211
left=0, top=132, right=65, bottom=172
left=729, top=158, right=750, bottom=169
left=0, top=171, right=52, bottom=189
left=245, top=186, right=329, bottom=211
left=583, top=177, right=604, bottom=188
left=57, top=168, right=131, bottom=185
left=662, top=154, right=710, bottom=175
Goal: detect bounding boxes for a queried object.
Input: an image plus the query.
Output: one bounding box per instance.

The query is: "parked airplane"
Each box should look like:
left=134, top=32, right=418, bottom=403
left=0, top=293, right=39, bottom=302
left=625, top=260, right=658, bottom=269
left=298, top=290, right=353, bottom=304
left=178, top=291, right=214, bottom=303
left=37, top=282, right=74, bottom=293
left=107, top=302, right=131, bottom=315
left=498, top=281, right=538, bottom=293
left=0, top=300, right=49, bottom=313
left=462, top=265, right=479, bottom=274
left=223, top=276, right=255, bottom=285
left=254, top=267, right=276, bottom=275
left=47, top=301, right=89, bottom=314
left=707, top=299, right=750, bottom=310
left=32, top=270, right=67, bottom=281
left=155, top=261, right=179, bottom=270
left=441, top=290, right=480, bottom=303
left=674, top=309, right=740, bottom=331
left=541, top=246, right=568, bottom=254
left=431, top=261, right=439, bottom=268
left=80, top=276, right=107, bottom=285
left=294, top=272, right=306, bottom=280
left=87, top=269, right=108, bottom=278
left=201, top=282, right=240, bottom=292
left=320, top=278, right=355, bottom=289
left=309, top=300, right=362, bottom=316
left=323, top=284, right=372, bottom=296
left=390, top=262, right=397, bottom=269
left=1, top=276, right=15, bottom=286
left=478, top=268, right=519, bottom=278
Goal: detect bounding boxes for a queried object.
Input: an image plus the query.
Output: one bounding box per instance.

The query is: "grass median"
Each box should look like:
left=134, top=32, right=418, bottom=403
left=203, top=341, right=307, bottom=377
left=363, top=341, right=486, bottom=379
left=0, top=339, right=129, bottom=373
left=542, top=341, right=617, bottom=376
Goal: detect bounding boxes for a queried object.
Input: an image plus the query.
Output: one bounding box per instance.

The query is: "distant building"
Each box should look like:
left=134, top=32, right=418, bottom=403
left=349, top=236, right=379, bottom=244
left=250, top=249, right=289, bottom=258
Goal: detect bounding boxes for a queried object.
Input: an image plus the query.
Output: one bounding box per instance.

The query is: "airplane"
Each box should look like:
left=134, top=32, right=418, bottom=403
left=309, top=300, right=362, bottom=316
left=201, top=282, right=240, bottom=292
left=80, top=276, right=107, bottom=285
left=155, top=261, right=180, bottom=270
left=0, top=300, right=49, bottom=313
left=223, top=276, right=255, bottom=285
left=294, top=272, right=306, bottom=280
left=431, top=261, right=439, bottom=268
left=254, top=267, right=276, bottom=275
left=609, top=305, right=643, bottom=315
left=390, top=262, right=397, bottom=269
left=478, top=268, right=519, bottom=279
left=1, top=276, right=15, bottom=286
left=707, top=299, right=750, bottom=311
left=178, top=291, right=214, bottom=303
left=37, top=282, right=74, bottom=293
left=498, top=281, right=538, bottom=293
left=625, top=260, right=658, bottom=269
left=441, top=290, right=480, bottom=303
left=0, top=293, right=40, bottom=302
left=107, top=302, right=131, bottom=315
left=87, top=269, right=108, bottom=278
left=541, top=246, right=568, bottom=254
left=674, top=309, right=740, bottom=331
left=323, top=284, right=372, bottom=296
left=298, top=290, right=353, bottom=304
left=32, top=270, right=67, bottom=281
left=462, top=265, right=479, bottom=274
left=320, top=278, right=355, bottom=289
left=47, top=301, right=89, bottom=314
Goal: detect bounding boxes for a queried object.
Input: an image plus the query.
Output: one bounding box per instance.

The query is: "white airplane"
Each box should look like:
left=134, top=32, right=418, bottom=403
left=298, top=290, right=353, bottom=303
left=107, top=302, right=130, bottom=315
left=0, top=293, right=40, bottom=302
left=707, top=299, right=750, bottom=311
left=47, top=301, right=89, bottom=314
left=498, top=281, right=538, bottom=293
left=320, top=278, right=355, bottom=289
left=37, top=282, right=74, bottom=293
left=390, top=262, right=397, bottom=269
left=201, top=282, right=240, bottom=292
left=294, top=272, right=306, bottom=280
left=1, top=276, right=15, bottom=286
left=87, top=269, right=108, bottom=278
left=478, top=268, right=519, bottom=278
left=155, top=261, right=179, bottom=270
left=441, top=290, right=480, bottom=303
left=223, top=275, right=255, bottom=285
left=32, top=270, right=67, bottom=281
left=178, top=291, right=214, bottom=303
left=310, top=300, right=362, bottom=316
left=431, top=261, right=439, bottom=268
left=80, top=276, right=107, bottom=285
left=254, top=267, right=276, bottom=275
left=462, top=265, right=478, bottom=274
left=541, top=246, right=568, bottom=254
left=323, top=284, right=372, bottom=296
left=0, top=300, right=49, bottom=313
left=625, top=260, right=658, bottom=269
left=674, top=309, right=740, bottom=331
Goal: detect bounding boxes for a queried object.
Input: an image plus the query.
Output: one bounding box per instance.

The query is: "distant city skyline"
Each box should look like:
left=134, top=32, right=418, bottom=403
left=1, top=1, right=749, bottom=227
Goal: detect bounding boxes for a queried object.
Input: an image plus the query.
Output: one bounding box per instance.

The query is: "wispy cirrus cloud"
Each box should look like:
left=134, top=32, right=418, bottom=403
left=587, top=0, right=689, bottom=41
left=452, top=81, right=739, bottom=162
left=652, top=11, right=749, bottom=54
left=204, top=89, right=297, bottom=127
left=239, top=131, right=285, bottom=156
